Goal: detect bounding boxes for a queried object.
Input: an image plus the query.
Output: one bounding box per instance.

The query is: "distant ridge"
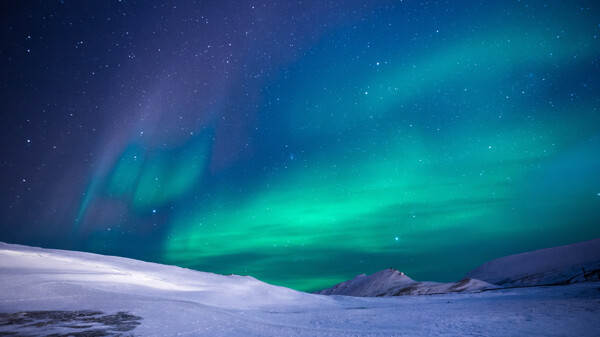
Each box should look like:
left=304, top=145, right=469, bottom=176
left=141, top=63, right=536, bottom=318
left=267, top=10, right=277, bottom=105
left=315, top=268, right=494, bottom=297
left=317, top=238, right=600, bottom=297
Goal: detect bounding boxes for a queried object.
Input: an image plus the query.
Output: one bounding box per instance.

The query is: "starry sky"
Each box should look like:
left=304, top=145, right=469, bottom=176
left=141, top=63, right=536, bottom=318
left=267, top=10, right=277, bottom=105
left=1, top=0, right=599, bottom=292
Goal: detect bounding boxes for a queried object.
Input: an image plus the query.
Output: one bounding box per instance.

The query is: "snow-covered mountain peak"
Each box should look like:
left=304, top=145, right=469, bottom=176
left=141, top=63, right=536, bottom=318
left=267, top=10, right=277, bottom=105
left=315, top=268, right=493, bottom=297
left=363, top=268, right=412, bottom=282
left=315, top=268, right=414, bottom=296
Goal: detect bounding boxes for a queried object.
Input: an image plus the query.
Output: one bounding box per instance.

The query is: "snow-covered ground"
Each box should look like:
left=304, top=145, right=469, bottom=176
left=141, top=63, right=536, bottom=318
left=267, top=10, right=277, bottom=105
left=1, top=242, right=599, bottom=336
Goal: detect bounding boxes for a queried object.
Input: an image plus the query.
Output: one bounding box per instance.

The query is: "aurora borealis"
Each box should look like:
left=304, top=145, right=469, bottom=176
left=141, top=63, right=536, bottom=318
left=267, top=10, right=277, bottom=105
left=1, top=1, right=600, bottom=292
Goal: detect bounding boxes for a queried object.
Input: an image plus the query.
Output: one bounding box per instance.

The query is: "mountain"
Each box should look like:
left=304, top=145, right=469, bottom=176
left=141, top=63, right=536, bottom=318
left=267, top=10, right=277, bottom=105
left=315, top=268, right=495, bottom=297
left=317, top=238, right=600, bottom=297
left=466, top=238, right=600, bottom=287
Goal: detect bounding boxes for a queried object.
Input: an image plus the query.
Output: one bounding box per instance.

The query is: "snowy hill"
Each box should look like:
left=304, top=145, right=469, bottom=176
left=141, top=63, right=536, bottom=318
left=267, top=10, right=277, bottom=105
left=316, top=268, right=495, bottom=297
left=466, top=238, right=600, bottom=286
left=0, top=242, right=317, bottom=310
left=1, top=242, right=599, bottom=336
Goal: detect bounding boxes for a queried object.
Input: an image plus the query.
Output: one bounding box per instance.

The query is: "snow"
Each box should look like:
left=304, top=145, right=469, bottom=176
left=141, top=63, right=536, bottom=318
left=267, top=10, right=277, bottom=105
left=316, top=268, right=495, bottom=297
left=1, top=242, right=599, bottom=336
left=466, top=238, right=600, bottom=286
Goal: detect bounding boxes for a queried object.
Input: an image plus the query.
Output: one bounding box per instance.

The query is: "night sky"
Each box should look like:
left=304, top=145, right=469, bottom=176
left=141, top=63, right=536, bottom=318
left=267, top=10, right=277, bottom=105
left=1, top=1, right=599, bottom=292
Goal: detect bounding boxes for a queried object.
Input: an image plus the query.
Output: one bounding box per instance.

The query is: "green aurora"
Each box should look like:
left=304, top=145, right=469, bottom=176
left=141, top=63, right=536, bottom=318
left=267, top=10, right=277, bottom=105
left=5, top=1, right=598, bottom=293
left=157, top=4, right=600, bottom=291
